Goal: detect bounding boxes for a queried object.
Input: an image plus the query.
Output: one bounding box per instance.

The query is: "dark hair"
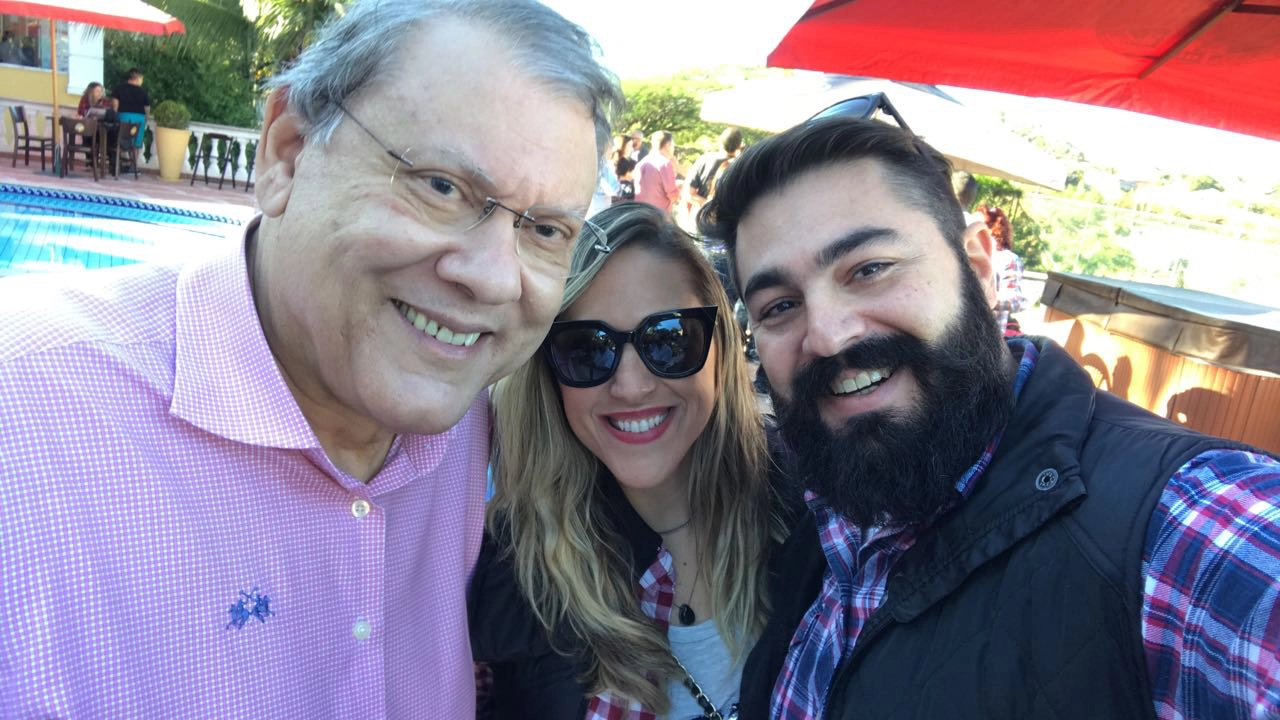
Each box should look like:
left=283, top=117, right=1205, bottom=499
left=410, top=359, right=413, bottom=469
left=720, top=126, right=743, bottom=155
left=955, top=172, right=979, bottom=209
left=698, top=117, right=967, bottom=285
left=615, top=156, right=636, bottom=177
left=126, top=68, right=143, bottom=80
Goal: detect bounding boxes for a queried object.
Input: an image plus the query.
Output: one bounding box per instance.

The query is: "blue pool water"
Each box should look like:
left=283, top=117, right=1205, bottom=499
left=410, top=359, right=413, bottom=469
left=0, top=184, right=245, bottom=276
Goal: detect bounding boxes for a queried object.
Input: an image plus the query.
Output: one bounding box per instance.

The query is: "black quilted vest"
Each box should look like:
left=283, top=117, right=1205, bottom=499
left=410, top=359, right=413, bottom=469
left=740, top=338, right=1259, bottom=720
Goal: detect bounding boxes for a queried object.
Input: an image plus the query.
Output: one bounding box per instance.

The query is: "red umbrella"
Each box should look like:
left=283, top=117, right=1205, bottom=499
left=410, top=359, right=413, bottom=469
left=0, top=0, right=183, bottom=162
left=767, top=0, right=1280, bottom=141
left=0, top=0, right=185, bottom=35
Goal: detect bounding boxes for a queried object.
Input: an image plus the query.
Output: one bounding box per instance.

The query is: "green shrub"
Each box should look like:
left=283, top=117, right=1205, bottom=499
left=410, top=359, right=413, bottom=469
left=105, top=29, right=258, bottom=128
left=154, top=100, right=191, bottom=130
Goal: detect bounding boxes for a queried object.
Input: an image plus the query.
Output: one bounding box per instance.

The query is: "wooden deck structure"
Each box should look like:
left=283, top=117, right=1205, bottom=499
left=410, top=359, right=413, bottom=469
left=1037, top=272, right=1280, bottom=454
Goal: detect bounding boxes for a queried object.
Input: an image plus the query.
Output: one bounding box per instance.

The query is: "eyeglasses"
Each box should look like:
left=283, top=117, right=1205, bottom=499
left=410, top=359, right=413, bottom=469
left=336, top=103, right=610, bottom=278
left=544, top=306, right=718, bottom=388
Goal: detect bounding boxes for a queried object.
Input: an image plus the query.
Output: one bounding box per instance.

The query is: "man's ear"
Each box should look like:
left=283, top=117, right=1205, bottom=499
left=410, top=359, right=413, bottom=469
left=254, top=87, right=307, bottom=218
left=962, top=221, right=997, bottom=308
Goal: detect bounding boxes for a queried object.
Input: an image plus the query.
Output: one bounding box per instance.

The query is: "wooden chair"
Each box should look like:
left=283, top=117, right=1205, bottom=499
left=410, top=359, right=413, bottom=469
left=59, top=116, right=99, bottom=181
left=190, top=132, right=237, bottom=189
left=114, top=122, right=141, bottom=179
left=8, top=106, right=55, bottom=171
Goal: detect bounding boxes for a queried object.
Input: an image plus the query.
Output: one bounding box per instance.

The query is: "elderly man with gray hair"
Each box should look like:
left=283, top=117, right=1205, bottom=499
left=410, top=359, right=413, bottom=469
left=0, top=1, right=621, bottom=716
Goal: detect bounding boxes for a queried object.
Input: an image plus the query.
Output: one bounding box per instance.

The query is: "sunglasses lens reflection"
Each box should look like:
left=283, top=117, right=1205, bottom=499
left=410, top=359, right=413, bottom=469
left=548, top=327, right=617, bottom=386
left=547, top=310, right=713, bottom=388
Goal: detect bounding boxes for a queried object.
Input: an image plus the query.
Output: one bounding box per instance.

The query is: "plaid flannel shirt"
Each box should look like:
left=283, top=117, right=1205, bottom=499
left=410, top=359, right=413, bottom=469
left=585, top=547, right=677, bottom=720
left=770, top=338, right=1038, bottom=720
left=1142, top=448, right=1280, bottom=719
left=772, top=338, right=1280, bottom=719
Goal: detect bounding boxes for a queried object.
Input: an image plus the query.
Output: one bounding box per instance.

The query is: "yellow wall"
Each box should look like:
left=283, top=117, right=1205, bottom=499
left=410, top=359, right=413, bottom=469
left=1, top=65, right=81, bottom=106
left=1, top=64, right=82, bottom=144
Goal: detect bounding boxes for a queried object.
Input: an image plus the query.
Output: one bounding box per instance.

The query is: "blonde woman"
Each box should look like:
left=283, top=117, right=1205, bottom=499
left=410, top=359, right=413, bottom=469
left=471, top=202, right=800, bottom=718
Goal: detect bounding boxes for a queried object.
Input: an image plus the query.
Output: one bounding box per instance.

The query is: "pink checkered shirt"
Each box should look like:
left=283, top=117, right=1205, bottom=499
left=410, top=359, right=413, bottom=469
left=0, top=224, right=489, bottom=718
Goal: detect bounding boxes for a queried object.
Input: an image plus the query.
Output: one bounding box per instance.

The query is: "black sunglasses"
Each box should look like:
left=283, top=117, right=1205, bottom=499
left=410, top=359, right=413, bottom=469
left=544, top=306, right=718, bottom=388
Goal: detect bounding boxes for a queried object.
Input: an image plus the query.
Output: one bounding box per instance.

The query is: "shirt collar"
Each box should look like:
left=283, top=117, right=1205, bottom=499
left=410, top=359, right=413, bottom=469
left=170, top=217, right=319, bottom=449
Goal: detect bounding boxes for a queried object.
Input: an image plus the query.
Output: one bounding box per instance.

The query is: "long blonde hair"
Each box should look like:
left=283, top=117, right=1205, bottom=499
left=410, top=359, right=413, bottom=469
left=489, top=202, right=778, bottom=712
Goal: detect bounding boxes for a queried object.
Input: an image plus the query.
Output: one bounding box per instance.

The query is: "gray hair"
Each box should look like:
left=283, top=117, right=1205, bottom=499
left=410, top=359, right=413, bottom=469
left=269, top=0, right=623, bottom=156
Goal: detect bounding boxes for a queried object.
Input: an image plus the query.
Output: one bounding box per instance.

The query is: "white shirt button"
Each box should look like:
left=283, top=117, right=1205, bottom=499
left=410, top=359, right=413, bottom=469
left=351, top=499, right=370, bottom=518
left=352, top=618, right=372, bottom=640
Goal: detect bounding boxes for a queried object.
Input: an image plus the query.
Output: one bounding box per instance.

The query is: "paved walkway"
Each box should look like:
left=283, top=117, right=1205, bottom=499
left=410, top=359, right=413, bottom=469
left=1, top=155, right=258, bottom=223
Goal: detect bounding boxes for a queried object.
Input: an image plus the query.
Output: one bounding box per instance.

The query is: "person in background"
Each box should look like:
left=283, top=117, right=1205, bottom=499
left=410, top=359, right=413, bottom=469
left=686, top=127, right=743, bottom=205
left=680, top=126, right=743, bottom=232
left=627, top=129, right=647, bottom=161
left=471, top=202, right=800, bottom=719
left=0, top=1, right=622, bottom=716
left=74, top=81, right=111, bottom=160
left=700, top=115, right=1280, bottom=720
left=76, top=81, right=108, bottom=118
left=635, top=130, right=679, bottom=215
left=0, top=31, right=21, bottom=65
left=111, top=68, right=150, bottom=149
left=614, top=156, right=636, bottom=204
left=588, top=136, right=624, bottom=217
left=982, top=205, right=1027, bottom=336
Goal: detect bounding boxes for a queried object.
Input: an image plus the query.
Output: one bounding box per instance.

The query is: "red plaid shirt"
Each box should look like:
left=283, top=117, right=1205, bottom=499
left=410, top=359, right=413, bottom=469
left=771, top=340, right=1280, bottom=719
left=585, top=547, right=677, bottom=720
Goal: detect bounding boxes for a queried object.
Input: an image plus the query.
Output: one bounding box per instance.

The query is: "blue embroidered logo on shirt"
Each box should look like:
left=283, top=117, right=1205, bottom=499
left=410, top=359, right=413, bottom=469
left=226, top=588, right=274, bottom=630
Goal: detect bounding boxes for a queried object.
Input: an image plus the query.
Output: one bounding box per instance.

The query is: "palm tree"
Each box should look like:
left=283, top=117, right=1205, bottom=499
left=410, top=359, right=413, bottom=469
left=122, top=0, right=342, bottom=83
left=102, top=0, right=342, bottom=126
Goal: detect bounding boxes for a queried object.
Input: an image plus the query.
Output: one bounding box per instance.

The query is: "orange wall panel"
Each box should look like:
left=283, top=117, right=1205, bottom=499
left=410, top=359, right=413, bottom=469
left=1037, top=308, right=1280, bottom=455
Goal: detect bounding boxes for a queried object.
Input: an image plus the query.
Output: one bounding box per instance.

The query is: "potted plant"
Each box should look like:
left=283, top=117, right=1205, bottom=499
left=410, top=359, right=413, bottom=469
left=153, top=100, right=192, bottom=181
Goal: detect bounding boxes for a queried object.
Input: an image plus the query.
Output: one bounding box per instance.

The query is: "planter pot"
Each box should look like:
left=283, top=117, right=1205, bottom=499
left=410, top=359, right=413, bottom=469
left=155, top=126, right=191, bottom=182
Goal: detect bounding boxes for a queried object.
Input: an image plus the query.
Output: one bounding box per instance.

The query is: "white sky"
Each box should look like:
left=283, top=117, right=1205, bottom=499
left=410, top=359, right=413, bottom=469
left=543, top=0, right=1280, bottom=188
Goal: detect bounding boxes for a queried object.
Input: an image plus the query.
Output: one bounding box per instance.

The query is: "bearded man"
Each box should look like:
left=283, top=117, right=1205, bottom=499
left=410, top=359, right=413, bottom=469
left=699, top=117, right=1280, bottom=720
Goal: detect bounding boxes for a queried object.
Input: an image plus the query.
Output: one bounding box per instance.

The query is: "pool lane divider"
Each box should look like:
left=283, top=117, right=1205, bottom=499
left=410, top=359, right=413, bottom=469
left=0, top=183, right=244, bottom=227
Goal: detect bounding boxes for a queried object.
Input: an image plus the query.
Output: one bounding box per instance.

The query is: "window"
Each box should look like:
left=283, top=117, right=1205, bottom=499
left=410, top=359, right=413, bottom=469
left=0, top=16, right=69, bottom=73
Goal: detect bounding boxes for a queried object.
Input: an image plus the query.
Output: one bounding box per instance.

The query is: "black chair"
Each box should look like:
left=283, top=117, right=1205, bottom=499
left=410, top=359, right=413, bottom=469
left=191, top=132, right=236, bottom=189
left=8, top=106, right=54, bottom=171
left=113, top=122, right=141, bottom=180
left=59, top=116, right=99, bottom=181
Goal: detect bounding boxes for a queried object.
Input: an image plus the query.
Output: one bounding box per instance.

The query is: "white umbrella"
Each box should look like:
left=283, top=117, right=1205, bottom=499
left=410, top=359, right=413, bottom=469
left=701, top=73, right=1068, bottom=190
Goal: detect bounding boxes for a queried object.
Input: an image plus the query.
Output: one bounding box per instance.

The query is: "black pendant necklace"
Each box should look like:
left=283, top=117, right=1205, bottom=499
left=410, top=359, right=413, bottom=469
left=677, top=561, right=703, bottom=625
left=678, top=602, right=696, bottom=626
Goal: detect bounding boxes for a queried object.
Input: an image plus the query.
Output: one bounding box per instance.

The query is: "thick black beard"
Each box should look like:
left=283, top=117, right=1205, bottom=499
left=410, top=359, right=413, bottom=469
left=771, top=267, right=1015, bottom=528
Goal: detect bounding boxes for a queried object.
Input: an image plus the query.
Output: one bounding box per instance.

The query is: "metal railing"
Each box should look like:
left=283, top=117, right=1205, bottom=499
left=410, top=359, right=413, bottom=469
left=2, top=99, right=260, bottom=188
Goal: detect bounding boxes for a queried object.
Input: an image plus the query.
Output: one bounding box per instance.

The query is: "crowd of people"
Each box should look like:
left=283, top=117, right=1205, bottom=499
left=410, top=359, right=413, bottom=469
left=1, top=1, right=1277, bottom=719
left=593, top=123, right=745, bottom=232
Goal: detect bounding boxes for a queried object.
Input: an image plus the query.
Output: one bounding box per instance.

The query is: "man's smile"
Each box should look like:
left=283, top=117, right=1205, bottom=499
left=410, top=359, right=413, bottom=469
left=830, top=367, right=894, bottom=397
left=392, top=299, right=483, bottom=347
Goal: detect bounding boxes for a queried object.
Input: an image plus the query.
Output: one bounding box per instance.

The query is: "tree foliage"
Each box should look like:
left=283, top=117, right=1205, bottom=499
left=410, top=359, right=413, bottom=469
left=102, top=0, right=343, bottom=127
left=104, top=29, right=257, bottom=127
left=254, top=0, right=343, bottom=81
left=1189, top=174, right=1224, bottom=192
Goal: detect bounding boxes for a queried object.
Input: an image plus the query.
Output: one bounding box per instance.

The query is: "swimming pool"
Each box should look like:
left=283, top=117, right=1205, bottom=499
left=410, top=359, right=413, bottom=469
left=0, top=184, right=245, bottom=276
